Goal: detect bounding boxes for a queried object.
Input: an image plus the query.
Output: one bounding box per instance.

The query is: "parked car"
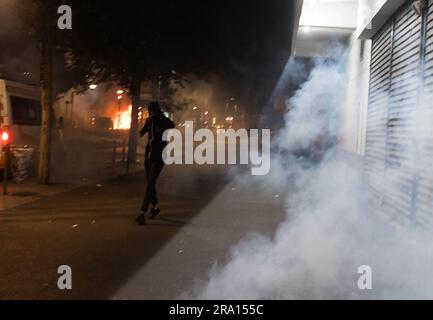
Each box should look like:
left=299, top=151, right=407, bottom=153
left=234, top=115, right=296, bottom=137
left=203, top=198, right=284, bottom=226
left=92, top=116, right=114, bottom=131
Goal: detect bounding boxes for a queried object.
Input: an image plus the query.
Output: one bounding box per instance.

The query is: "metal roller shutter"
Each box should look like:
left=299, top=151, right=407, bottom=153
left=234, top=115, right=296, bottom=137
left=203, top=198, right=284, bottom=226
left=365, top=24, right=392, bottom=206
left=366, top=1, right=425, bottom=226
left=384, top=5, right=421, bottom=223
left=415, top=0, right=433, bottom=227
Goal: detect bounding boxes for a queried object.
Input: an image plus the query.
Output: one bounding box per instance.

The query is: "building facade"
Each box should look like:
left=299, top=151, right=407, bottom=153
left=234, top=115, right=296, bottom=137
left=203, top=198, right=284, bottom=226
left=295, top=0, right=433, bottom=226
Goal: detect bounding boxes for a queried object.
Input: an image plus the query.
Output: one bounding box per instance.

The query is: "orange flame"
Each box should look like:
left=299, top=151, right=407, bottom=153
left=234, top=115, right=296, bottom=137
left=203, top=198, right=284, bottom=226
left=113, top=105, right=132, bottom=130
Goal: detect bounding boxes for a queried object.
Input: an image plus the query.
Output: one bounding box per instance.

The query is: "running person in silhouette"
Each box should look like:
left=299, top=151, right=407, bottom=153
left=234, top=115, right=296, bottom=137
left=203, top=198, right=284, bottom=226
left=136, top=101, right=175, bottom=225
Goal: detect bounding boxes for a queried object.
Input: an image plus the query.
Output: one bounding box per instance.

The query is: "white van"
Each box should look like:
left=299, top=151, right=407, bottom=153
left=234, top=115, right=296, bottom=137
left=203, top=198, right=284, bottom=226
left=0, top=79, right=41, bottom=170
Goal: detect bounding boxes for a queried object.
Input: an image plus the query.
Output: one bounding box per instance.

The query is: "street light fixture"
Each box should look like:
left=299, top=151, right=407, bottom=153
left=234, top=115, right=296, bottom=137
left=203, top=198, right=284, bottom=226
left=89, top=84, right=98, bottom=90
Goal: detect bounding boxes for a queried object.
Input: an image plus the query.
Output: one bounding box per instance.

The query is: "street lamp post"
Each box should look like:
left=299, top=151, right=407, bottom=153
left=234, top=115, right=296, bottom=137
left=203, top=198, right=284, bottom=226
left=65, top=100, right=70, bottom=121
left=117, top=95, right=123, bottom=129
left=70, top=91, right=76, bottom=126
left=116, top=90, right=125, bottom=129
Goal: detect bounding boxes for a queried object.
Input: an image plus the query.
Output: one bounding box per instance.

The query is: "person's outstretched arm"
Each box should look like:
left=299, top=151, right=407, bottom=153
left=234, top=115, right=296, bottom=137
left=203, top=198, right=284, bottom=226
left=140, top=118, right=151, bottom=137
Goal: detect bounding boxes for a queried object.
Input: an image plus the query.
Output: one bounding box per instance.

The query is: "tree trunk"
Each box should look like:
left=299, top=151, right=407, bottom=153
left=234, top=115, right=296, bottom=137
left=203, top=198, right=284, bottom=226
left=127, top=80, right=141, bottom=168
left=38, top=37, right=53, bottom=184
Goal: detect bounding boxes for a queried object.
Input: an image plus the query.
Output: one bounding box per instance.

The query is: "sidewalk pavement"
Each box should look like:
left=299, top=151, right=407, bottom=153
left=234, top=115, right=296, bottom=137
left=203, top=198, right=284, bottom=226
left=0, top=161, right=143, bottom=212
left=0, top=182, right=71, bottom=212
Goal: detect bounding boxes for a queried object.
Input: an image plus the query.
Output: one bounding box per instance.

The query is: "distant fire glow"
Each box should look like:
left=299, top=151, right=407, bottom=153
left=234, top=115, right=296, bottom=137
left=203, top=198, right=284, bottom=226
left=114, top=105, right=132, bottom=130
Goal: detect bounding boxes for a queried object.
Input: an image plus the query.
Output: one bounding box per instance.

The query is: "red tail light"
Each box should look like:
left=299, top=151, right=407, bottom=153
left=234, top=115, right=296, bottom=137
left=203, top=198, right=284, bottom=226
left=1, top=131, right=9, bottom=143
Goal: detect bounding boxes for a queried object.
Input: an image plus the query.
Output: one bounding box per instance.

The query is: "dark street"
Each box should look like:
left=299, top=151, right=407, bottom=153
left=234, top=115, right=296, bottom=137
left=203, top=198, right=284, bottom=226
left=0, top=165, right=285, bottom=299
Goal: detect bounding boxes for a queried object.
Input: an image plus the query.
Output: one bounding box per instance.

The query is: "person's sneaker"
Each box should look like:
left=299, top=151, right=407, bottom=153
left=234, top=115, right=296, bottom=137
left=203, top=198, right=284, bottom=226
left=150, top=207, right=161, bottom=219
left=135, top=213, right=146, bottom=225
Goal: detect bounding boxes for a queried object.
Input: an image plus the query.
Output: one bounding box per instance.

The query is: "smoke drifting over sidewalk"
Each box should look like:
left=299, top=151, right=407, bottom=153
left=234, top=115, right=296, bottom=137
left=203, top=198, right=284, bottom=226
left=192, top=55, right=433, bottom=299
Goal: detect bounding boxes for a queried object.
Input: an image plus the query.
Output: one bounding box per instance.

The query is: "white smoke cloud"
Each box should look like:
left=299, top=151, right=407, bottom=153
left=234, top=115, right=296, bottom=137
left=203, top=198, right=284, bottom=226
left=189, top=54, right=433, bottom=300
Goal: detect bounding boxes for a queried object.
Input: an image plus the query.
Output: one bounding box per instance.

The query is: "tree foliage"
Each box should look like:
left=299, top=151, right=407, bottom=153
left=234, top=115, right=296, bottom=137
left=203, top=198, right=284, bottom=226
left=15, top=0, right=295, bottom=175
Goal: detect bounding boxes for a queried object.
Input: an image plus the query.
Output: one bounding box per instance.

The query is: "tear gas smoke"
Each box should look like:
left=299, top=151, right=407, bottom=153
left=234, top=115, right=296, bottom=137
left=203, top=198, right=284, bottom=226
left=169, top=75, right=216, bottom=124
left=190, top=54, right=433, bottom=299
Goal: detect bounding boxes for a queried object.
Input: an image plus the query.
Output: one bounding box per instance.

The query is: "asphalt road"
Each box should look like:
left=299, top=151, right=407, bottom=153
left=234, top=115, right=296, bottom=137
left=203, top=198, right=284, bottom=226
left=0, top=164, right=285, bottom=299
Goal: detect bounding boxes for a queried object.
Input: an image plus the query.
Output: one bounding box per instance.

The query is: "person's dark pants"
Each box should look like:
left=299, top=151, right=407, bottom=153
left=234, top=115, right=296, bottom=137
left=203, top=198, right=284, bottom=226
left=141, top=157, right=165, bottom=213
